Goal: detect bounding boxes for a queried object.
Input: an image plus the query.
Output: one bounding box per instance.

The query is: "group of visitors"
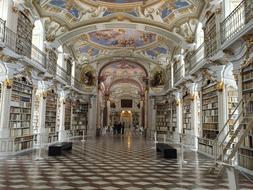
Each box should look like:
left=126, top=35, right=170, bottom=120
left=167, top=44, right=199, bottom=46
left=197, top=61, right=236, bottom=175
left=101, top=122, right=144, bottom=136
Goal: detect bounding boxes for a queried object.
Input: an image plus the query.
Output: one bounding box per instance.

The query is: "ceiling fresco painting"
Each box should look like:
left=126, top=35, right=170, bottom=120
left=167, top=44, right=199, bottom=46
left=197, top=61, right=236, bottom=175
left=49, top=0, right=81, bottom=19
left=88, top=29, right=157, bottom=48
left=101, top=61, right=146, bottom=78
left=31, top=0, right=207, bottom=95
left=145, top=46, right=168, bottom=60
left=160, top=0, right=191, bottom=19
left=79, top=45, right=100, bottom=57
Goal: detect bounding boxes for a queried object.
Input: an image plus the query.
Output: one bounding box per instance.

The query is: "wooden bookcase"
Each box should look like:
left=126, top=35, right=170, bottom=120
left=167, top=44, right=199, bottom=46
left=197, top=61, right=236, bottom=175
left=155, top=98, right=177, bottom=138
left=202, top=83, right=219, bottom=139
left=204, top=13, right=217, bottom=57
left=16, top=11, right=33, bottom=58
left=64, top=99, right=72, bottom=130
left=172, top=100, right=177, bottom=132
left=47, top=49, right=57, bottom=75
left=72, top=101, right=88, bottom=135
left=239, top=61, right=253, bottom=170
left=32, top=95, right=39, bottom=134
left=156, top=103, right=170, bottom=138
left=183, top=93, right=191, bottom=133
left=10, top=77, right=33, bottom=151
left=45, top=91, right=58, bottom=142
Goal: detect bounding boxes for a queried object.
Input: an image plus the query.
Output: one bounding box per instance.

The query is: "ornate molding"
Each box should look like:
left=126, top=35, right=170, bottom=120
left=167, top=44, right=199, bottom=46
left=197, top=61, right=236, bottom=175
left=3, top=79, right=13, bottom=89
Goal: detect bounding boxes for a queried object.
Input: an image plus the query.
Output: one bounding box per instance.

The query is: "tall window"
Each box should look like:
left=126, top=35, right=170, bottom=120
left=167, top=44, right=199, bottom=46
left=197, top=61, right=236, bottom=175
left=32, top=20, right=44, bottom=51
left=224, top=0, right=242, bottom=18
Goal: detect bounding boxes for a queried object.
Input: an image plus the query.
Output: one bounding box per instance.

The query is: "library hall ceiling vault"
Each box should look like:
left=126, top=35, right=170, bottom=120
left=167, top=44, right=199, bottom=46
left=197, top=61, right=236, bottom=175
left=28, top=0, right=207, bottom=94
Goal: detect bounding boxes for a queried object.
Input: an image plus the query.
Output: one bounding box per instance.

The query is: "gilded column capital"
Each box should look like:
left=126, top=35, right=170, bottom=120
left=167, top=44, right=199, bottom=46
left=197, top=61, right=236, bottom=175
left=3, top=79, right=13, bottom=89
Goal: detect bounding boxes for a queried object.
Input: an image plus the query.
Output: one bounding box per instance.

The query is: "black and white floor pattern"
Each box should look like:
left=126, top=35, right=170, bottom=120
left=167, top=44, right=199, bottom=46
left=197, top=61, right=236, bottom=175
left=0, top=135, right=252, bottom=190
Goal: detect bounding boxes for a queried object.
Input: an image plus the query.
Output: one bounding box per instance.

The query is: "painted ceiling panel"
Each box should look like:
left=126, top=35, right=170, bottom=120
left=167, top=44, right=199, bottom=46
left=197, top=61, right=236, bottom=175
left=146, top=46, right=168, bottom=60
left=101, top=61, right=146, bottom=77
left=49, top=0, right=80, bottom=18
left=161, top=0, right=191, bottom=18
left=79, top=45, right=100, bottom=57
left=88, top=29, right=156, bottom=48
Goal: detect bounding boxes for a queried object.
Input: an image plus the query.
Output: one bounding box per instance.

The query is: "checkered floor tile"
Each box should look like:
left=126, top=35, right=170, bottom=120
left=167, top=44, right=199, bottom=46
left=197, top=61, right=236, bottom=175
left=0, top=135, right=252, bottom=189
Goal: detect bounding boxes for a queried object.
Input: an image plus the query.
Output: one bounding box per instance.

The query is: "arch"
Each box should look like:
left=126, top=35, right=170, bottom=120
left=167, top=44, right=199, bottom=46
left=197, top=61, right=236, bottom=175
left=108, top=78, right=144, bottom=94
left=98, top=59, right=149, bottom=77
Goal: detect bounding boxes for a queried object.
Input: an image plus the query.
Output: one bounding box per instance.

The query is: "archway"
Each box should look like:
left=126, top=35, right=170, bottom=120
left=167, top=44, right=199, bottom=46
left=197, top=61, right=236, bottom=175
left=96, top=60, right=148, bottom=136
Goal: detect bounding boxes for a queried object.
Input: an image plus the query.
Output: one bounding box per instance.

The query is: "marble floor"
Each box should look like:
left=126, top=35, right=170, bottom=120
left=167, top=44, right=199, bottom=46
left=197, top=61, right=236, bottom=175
left=0, top=135, right=253, bottom=190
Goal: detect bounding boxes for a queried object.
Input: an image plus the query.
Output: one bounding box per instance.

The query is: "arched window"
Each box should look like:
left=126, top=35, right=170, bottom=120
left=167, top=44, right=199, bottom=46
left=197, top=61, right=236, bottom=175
left=196, top=22, right=204, bottom=48
left=32, top=20, right=44, bottom=51
left=223, top=0, right=241, bottom=18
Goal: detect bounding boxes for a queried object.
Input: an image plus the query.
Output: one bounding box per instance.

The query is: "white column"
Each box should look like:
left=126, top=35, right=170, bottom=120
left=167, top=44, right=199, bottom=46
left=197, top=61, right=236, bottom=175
left=107, top=100, right=110, bottom=126
left=140, top=100, right=144, bottom=128
left=88, top=96, right=97, bottom=137
left=37, top=90, right=47, bottom=145
left=216, top=66, right=226, bottom=141
left=0, top=79, right=12, bottom=138
left=58, top=91, right=66, bottom=142
left=174, top=92, right=183, bottom=142
left=187, top=83, right=199, bottom=149
left=148, top=98, right=156, bottom=138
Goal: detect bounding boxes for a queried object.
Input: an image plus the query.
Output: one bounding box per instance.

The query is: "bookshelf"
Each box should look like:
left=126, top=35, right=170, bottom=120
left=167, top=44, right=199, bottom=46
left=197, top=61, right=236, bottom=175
left=72, top=101, right=88, bottom=135
left=10, top=77, right=33, bottom=151
left=156, top=103, right=170, bottom=138
left=183, top=93, right=191, bottom=133
left=204, top=13, right=217, bottom=57
left=64, top=99, right=72, bottom=130
left=47, top=49, right=57, bottom=75
left=16, top=11, right=33, bottom=58
left=202, top=83, right=219, bottom=139
left=239, top=61, right=253, bottom=170
left=32, top=95, right=39, bottom=134
left=172, top=100, right=177, bottom=133
left=45, top=91, right=58, bottom=142
left=155, top=99, right=177, bottom=139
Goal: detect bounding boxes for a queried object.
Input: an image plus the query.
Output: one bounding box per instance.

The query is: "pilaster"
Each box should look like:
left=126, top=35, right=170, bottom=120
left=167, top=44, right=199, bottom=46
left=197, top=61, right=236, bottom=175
left=174, top=91, right=182, bottom=141
left=0, top=79, right=12, bottom=138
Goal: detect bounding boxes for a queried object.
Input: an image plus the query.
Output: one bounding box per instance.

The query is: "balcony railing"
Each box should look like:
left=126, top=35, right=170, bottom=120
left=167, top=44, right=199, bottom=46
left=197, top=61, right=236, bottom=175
left=0, top=18, right=85, bottom=92
left=188, top=43, right=205, bottom=71
left=221, top=0, right=253, bottom=44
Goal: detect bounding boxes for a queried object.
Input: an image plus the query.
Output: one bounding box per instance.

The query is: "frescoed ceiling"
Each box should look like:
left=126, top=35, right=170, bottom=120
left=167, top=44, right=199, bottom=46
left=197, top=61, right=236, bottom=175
left=28, top=0, right=207, bottom=95
left=99, top=61, right=147, bottom=96
left=88, top=29, right=156, bottom=48
left=101, top=61, right=146, bottom=78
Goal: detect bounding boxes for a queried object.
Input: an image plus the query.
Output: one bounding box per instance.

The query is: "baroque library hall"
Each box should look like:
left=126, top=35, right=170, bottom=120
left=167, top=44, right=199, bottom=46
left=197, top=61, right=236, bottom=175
left=0, top=0, right=253, bottom=189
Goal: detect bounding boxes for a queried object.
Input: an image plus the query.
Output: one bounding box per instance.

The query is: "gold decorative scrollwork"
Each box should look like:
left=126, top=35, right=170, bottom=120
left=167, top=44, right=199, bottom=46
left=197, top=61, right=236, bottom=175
left=216, top=81, right=224, bottom=92
left=4, top=79, right=13, bottom=89
left=176, top=99, right=181, bottom=106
